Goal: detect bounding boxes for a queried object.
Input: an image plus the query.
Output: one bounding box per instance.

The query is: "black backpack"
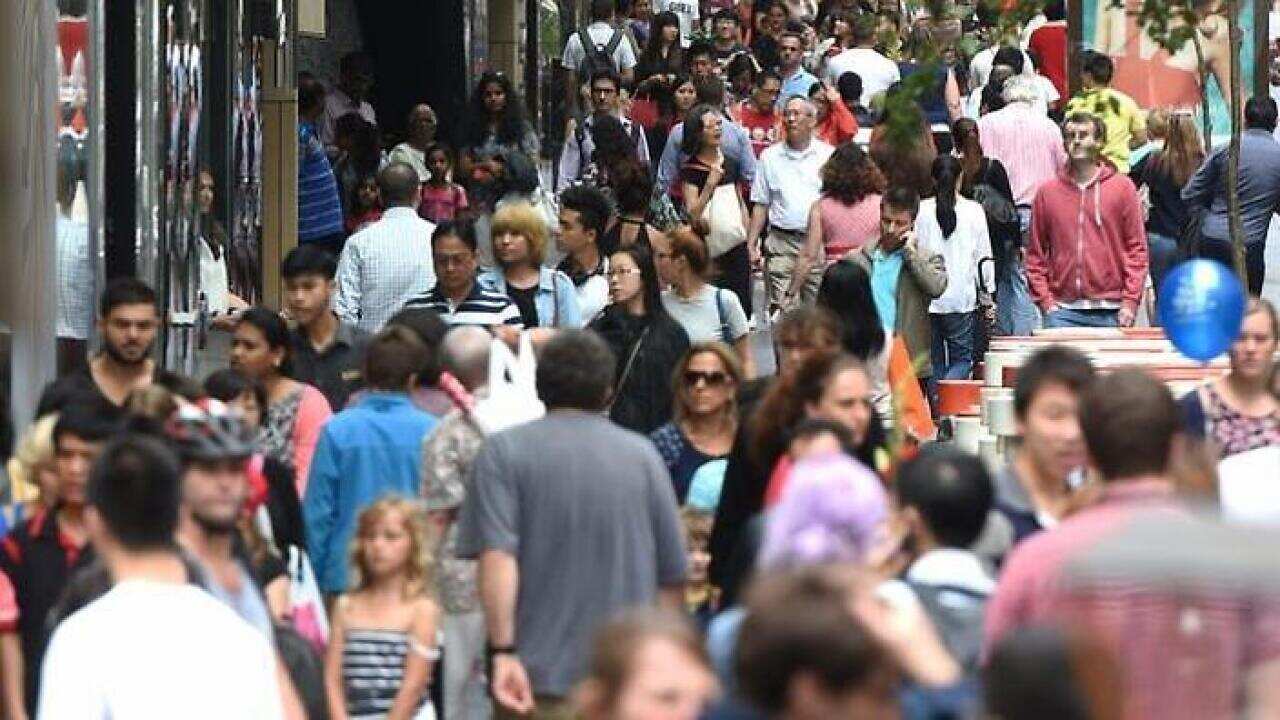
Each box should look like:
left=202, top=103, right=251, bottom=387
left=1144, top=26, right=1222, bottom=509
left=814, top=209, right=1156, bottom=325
left=578, top=27, right=623, bottom=77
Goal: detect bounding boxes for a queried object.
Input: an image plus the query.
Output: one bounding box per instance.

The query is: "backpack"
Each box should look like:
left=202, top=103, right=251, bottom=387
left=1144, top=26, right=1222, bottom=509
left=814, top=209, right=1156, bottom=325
left=577, top=27, right=623, bottom=77
left=905, top=580, right=989, bottom=674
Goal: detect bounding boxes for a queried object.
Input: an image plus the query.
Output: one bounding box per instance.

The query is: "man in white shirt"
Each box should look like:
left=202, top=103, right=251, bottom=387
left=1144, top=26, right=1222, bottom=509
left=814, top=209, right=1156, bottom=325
left=748, top=96, right=834, bottom=309
left=335, top=163, right=437, bottom=333
left=38, top=434, right=284, bottom=720
left=562, top=0, right=638, bottom=115
left=823, top=16, right=899, bottom=107
left=319, top=51, right=377, bottom=152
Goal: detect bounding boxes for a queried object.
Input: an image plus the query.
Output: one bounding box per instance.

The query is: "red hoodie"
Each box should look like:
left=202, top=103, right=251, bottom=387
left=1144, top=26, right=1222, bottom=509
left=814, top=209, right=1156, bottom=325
left=1025, top=163, right=1148, bottom=314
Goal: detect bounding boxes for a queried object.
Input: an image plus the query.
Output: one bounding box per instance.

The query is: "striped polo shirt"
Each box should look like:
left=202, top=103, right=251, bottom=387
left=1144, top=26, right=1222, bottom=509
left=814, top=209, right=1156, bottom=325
left=403, top=281, right=524, bottom=329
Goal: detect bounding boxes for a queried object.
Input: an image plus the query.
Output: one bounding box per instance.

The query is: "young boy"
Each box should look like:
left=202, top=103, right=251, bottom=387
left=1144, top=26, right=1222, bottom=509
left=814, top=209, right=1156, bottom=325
left=283, top=244, right=370, bottom=411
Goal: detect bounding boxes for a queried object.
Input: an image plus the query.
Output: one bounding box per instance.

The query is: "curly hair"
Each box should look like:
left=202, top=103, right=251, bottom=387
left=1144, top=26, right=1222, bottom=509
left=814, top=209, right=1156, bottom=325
left=821, top=142, right=886, bottom=206
left=750, top=352, right=868, bottom=470
left=349, top=497, right=433, bottom=600
left=466, top=71, right=531, bottom=149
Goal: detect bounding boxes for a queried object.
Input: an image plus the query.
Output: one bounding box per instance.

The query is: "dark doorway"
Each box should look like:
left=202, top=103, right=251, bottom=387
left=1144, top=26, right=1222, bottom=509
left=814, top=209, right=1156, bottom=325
left=103, top=0, right=138, bottom=278
left=354, top=3, right=468, bottom=149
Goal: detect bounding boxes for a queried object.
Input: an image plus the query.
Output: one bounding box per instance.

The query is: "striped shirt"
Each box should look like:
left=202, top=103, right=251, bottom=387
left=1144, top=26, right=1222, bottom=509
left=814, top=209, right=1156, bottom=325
left=976, top=103, right=1067, bottom=206
left=404, top=282, right=524, bottom=329
left=297, top=122, right=344, bottom=241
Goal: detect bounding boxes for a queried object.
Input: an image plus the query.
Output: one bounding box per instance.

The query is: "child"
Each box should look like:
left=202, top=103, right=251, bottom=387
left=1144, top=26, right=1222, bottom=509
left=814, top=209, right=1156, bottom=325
left=682, top=508, right=721, bottom=629
left=345, top=173, right=383, bottom=235
left=417, top=143, right=469, bottom=224
left=325, top=498, right=439, bottom=720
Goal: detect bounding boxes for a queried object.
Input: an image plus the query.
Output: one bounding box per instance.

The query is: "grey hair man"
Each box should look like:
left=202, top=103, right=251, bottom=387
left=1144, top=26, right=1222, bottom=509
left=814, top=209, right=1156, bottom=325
left=747, top=95, right=834, bottom=311
left=420, top=325, right=496, bottom=720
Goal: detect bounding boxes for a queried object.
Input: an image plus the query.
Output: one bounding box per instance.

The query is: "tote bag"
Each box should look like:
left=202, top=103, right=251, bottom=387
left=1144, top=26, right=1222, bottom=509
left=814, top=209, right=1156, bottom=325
left=704, top=182, right=748, bottom=258
left=472, top=332, right=546, bottom=434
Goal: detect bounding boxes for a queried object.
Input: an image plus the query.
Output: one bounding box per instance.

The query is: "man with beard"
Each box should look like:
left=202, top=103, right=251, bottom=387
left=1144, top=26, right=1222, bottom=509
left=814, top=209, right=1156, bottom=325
left=38, top=278, right=159, bottom=415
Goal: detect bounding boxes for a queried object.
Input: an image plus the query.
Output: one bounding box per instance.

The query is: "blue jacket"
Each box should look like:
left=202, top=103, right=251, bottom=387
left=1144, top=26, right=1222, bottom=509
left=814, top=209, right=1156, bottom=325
left=1182, top=129, right=1280, bottom=245
left=304, top=392, right=438, bottom=593
left=479, top=267, right=583, bottom=328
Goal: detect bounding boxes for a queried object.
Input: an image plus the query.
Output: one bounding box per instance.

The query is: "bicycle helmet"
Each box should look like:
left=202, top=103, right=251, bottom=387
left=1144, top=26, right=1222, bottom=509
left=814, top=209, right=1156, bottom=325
left=164, top=399, right=256, bottom=462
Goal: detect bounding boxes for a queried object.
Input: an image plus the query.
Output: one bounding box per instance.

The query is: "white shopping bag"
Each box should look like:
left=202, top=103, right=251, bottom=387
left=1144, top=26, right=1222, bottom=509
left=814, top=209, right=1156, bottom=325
left=472, top=332, right=545, bottom=434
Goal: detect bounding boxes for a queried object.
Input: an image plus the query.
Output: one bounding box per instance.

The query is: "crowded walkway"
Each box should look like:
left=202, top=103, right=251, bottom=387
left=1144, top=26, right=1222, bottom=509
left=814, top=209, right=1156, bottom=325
left=16, top=0, right=1280, bottom=718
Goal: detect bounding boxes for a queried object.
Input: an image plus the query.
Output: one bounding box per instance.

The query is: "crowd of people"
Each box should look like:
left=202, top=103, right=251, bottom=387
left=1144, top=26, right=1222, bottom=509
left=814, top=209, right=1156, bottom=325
left=17, top=0, right=1280, bottom=717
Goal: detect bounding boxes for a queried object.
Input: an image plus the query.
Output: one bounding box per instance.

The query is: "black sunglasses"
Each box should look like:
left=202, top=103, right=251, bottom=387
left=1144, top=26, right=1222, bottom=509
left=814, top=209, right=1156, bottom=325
left=684, top=370, right=729, bottom=387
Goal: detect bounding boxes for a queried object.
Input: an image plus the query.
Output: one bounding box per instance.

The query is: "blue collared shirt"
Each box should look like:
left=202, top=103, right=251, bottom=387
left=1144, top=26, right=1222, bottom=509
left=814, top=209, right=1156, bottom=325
left=870, top=247, right=905, bottom=332
left=479, top=267, right=583, bottom=328
left=778, top=67, right=819, bottom=108
left=304, top=392, right=438, bottom=593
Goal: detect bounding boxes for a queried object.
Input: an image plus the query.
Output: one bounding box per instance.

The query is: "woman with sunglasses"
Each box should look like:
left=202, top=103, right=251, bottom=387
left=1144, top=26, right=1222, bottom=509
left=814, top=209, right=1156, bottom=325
left=590, top=244, right=691, bottom=433
left=651, top=343, right=743, bottom=504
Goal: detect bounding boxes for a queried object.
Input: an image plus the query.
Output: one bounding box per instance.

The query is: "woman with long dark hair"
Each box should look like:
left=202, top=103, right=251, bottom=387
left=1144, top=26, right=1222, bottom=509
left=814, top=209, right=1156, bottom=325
left=915, top=155, right=993, bottom=380
left=229, top=308, right=332, bottom=494
left=464, top=70, right=539, bottom=162
left=787, top=142, right=886, bottom=302
left=1131, top=111, right=1205, bottom=309
left=590, top=243, right=692, bottom=433
left=817, top=259, right=891, bottom=423
left=680, top=104, right=752, bottom=319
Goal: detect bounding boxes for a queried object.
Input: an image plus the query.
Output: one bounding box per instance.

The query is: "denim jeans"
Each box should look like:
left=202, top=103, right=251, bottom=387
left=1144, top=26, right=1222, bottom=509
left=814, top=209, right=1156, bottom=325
left=930, top=311, right=978, bottom=380
left=1044, top=307, right=1120, bottom=328
left=1199, top=236, right=1266, bottom=296
left=997, top=208, right=1040, bottom=335
left=1147, top=232, right=1179, bottom=312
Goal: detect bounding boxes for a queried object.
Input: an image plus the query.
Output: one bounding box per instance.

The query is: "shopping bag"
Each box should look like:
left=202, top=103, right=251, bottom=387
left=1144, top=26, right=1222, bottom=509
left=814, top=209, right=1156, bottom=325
left=287, top=545, right=330, bottom=654
left=887, top=335, right=936, bottom=442
left=472, top=332, right=545, bottom=434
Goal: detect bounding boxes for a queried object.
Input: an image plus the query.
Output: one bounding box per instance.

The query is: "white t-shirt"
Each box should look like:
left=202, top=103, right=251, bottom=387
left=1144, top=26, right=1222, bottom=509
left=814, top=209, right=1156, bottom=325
left=38, top=580, right=284, bottom=720
left=655, top=0, right=700, bottom=48
left=913, top=196, right=993, bottom=314
left=823, top=48, right=901, bottom=107
left=561, top=22, right=638, bottom=72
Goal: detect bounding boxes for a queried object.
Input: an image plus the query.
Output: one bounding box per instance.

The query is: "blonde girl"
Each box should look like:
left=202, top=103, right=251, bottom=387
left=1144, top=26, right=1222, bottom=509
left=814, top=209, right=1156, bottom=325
left=325, top=497, right=440, bottom=720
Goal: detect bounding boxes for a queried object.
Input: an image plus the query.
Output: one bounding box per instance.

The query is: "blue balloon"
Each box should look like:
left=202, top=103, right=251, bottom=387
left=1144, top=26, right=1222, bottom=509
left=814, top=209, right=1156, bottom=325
left=1158, top=259, right=1247, bottom=362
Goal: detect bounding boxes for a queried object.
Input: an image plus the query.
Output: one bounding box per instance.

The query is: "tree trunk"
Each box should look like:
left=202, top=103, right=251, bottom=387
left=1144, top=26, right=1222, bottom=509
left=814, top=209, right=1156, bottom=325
left=1225, top=0, right=1248, bottom=283
left=1192, top=34, right=1211, bottom=153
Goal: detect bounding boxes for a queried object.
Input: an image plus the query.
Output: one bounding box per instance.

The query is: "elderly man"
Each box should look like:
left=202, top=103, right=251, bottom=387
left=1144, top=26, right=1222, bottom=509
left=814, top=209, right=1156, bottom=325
left=747, top=95, right=834, bottom=311
left=976, top=75, right=1067, bottom=335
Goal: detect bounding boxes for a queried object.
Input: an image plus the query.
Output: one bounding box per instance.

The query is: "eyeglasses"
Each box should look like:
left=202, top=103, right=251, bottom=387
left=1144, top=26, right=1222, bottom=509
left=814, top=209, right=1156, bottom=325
left=684, top=370, right=729, bottom=387
left=606, top=268, right=641, bottom=279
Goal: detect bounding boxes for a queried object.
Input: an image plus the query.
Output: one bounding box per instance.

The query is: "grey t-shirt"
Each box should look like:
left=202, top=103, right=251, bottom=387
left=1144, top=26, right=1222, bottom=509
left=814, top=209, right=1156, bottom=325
left=661, top=285, right=749, bottom=344
left=455, top=411, right=687, bottom=697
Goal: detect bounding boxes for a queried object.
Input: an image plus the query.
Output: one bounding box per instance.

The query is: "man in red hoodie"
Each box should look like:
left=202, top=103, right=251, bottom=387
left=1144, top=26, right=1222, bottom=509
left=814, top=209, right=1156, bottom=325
left=1025, top=112, right=1148, bottom=329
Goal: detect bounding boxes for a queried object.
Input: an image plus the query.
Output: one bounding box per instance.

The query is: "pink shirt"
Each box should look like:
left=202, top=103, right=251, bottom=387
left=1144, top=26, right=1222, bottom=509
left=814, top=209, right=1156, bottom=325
left=984, top=481, right=1280, bottom=719
left=976, top=103, right=1067, bottom=206
left=292, top=383, right=333, bottom=497
left=818, top=194, right=881, bottom=262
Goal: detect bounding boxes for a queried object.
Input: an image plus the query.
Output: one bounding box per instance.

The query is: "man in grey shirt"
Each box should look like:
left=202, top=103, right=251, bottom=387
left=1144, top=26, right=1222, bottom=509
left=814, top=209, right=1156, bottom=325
left=1182, top=95, right=1280, bottom=295
left=456, top=330, right=687, bottom=717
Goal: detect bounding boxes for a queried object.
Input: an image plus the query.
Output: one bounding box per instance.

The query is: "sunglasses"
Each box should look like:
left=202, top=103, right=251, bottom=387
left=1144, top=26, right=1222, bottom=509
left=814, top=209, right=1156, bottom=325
left=684, top=370, right=729, bottom=387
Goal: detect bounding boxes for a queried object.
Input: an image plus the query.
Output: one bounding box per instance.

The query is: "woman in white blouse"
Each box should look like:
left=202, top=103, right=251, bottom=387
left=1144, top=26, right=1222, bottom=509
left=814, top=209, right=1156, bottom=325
left=914, top=155, right=993, bottom=380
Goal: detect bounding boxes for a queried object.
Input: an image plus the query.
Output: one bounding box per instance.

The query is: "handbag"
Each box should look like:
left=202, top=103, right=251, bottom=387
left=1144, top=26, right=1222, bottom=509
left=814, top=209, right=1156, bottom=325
left=472, top=332, right=546, bottom=434
left=286, top=545, right=330, bottom=654
left=704, top=182, right=748, bottom=258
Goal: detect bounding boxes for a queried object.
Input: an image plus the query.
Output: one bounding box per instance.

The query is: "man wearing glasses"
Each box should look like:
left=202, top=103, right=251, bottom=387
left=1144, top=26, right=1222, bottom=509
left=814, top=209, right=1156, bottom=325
left=557, top=69, right=652, bottom=191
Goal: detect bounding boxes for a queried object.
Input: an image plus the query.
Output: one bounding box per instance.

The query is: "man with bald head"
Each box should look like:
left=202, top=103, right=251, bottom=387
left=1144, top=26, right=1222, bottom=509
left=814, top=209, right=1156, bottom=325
left=335, top=162, right=437, bottom=333
left=421, top=325, right=495, bottom=720
left=747, top=95, right=833, bottom=310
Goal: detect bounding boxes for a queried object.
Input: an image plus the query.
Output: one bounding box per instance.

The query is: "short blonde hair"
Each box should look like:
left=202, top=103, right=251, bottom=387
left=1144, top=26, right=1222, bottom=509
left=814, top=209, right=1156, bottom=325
left=349, top=496, right=433, bottom=600
left=491, top=202, right=550, bottom=266
left=6, top=414, right=58, bottom=504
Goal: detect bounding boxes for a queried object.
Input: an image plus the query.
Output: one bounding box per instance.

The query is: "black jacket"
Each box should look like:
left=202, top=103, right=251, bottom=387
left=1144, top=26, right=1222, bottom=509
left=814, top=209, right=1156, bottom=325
left=590, top=306, right=690, bottom=434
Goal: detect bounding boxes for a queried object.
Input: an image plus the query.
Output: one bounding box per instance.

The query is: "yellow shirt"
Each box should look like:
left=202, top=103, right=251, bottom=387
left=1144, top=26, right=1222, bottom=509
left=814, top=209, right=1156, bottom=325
left=1064, top=88, right=1146, bottom=173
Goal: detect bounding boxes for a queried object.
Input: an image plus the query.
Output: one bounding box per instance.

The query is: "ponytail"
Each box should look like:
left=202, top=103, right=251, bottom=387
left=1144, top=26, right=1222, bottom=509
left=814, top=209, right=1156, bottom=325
left=932, top=155, right=960, bottom=238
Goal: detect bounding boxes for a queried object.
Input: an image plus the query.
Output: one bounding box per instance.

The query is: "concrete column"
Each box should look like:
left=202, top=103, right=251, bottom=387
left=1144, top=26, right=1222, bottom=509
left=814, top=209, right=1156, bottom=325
left=0, top=0, right=58, bottom=429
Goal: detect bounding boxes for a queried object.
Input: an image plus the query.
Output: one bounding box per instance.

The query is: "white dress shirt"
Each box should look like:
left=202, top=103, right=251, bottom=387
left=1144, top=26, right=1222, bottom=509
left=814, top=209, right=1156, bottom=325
left=335, top=207, right=437, bottom=333
left=319, top=86, right=376, bottom=148
left=914, top=196, right=993, bottom=314
left=750, top=138, right=834, bottom=231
